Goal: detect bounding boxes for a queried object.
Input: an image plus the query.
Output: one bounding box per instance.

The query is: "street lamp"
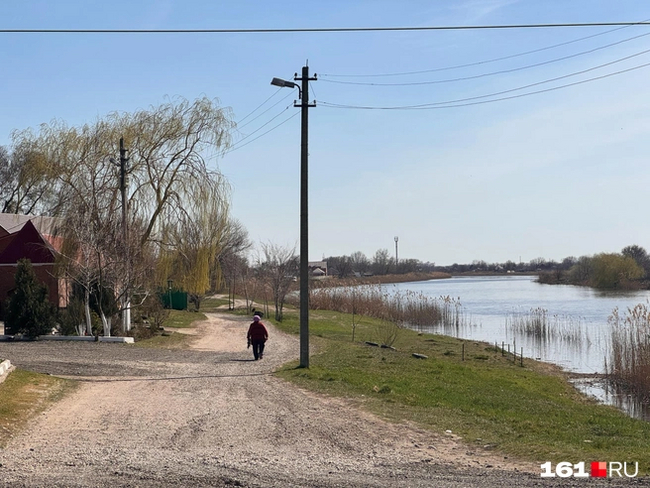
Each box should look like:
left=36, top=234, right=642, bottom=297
left=271, top=66, right=316, bottom=368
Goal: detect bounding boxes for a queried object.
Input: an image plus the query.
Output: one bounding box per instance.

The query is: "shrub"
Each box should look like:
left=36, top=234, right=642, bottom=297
left=4, top=259, right=56, bottom=338
left=590, top=253, right=643, bottom=289
left=57, top=298, right=86, bottom=336
left=141, top=295, right=170, bottom=330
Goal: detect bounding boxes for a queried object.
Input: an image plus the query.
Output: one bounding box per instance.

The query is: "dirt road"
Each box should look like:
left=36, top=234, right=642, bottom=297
left=0, top=313, right=639, bottom=487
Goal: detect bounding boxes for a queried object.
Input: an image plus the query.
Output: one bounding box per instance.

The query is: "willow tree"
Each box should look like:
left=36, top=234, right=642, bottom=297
left=13, top=97, right=235, bottom=332
left=0, top=139, right=58, bottom=214
left=165, top=180, right=250, bottom=311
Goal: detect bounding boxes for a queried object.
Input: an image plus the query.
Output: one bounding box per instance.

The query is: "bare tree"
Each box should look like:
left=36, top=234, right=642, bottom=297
left=622, top=245, right=650, bottom=277
left=372, top=249, right=391, bottom=275
left=350, top=251, right=370, bottom=275
left=258, top=243, right=298, bottom=322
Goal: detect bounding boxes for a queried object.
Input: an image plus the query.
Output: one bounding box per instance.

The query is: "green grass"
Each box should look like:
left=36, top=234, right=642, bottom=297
left=0, top=369, right=78, bottom=447
left=163, top=309, right=207, bottom=328
left=200, top=296, right=231, bottom=313
left=131, top=308, right=208, bottom=349
left=273, top=309, right=650, bottom=472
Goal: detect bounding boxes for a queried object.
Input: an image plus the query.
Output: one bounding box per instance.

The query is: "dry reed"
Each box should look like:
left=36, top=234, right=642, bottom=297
left=607, top=303, right=650, bottom=403
left=306, top=283, right=469, bottom=331
left=506, top=307, right=588, bottom=345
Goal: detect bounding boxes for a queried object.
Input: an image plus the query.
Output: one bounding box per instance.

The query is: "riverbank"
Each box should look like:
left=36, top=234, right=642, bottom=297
left=274, top=308, right=650, bottom=473
left=313, top=271, right=451, bottom=287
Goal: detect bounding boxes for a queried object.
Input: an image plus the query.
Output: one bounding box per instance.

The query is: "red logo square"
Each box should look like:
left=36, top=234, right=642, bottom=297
left=591, top=461, right=607, bottom=478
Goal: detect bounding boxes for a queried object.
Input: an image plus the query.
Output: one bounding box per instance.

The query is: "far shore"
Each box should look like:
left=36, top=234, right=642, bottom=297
left=313, top=271, right=450, bottom=287
left=314, top=270, right=543, bottom=287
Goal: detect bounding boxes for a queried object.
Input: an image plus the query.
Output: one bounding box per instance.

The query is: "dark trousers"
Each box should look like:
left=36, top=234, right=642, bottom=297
left=252, top=339, right=265, bottom=360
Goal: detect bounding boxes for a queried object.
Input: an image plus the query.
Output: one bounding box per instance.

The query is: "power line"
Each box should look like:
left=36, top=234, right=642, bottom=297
left=2, top=22, right=650, bottom=34
left=237, top=91, right=295, bottom=130
left=319, top=60, right=650, bottom=110
left=235, top=87, right=283, bottom=125
left=320, top=32, right=650, bottom=87
left=226, top=108, right=299, bottom=154
left=321, top=20, right=650, bottom=78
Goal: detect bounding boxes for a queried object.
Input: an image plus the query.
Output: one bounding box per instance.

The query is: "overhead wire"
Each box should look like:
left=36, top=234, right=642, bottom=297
left=235, top=87, right=283, bottom=125
left=320, top=18, right=650, bottom=77
left=225, top=104, right=299, bottom=154
left=2, top=22, right=650, bottom=34
left=236, top=91, right=295, bottom=130
left=319, top=59, right=650, bottom=110
left=319, top=31, right=650, bottom=86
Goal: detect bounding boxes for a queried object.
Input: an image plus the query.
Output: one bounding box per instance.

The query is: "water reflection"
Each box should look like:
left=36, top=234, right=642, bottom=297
left=389, top=275, right=650, bottom=420
left=571, top=377, right=650, bottom=422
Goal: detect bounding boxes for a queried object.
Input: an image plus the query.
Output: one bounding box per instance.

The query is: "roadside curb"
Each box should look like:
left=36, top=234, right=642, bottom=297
left=0, top=359, right=15, bottom=384
left=0, top=335, right=134, bottom=343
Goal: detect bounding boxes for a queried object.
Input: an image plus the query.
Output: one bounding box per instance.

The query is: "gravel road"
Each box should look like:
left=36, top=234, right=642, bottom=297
left=0, top=313, right=645, bottom=487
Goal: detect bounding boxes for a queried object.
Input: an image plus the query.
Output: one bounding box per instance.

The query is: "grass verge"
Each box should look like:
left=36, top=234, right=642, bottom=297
left=0, top=369, right=78, bottom=447
left=273, top=309, right=650, bottom=473
left=200, top=296, right=231, bottom=313
left=164, top=309, right=207, bottom=328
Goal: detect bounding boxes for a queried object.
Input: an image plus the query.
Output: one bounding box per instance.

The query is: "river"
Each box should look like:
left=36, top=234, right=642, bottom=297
left=389, top=275, right=650, bottom=420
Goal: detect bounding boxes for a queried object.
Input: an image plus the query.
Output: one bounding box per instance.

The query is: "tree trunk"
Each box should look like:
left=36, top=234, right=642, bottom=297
left=84, top=289, right=92, bottom=336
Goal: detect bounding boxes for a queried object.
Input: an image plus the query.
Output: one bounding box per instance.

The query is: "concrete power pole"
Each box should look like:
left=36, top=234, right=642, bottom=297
left=270, top=66, right=316, bottom=368
left=296, top=65, right=317, bottom=368
left=119, top=137, right=131, bottom=332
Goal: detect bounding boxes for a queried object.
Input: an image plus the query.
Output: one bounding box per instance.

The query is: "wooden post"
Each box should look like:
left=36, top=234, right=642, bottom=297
left=462, top=342, right=465, bottom=361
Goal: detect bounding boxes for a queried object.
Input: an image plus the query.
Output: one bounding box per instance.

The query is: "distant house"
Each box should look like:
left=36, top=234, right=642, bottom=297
left=308, top=261, right=328, bottom=277
left=0, top=214, right=68, bottom=318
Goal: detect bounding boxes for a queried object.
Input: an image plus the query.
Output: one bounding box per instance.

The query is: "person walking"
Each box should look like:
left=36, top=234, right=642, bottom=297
left=247, top=314, right=269, bottom=360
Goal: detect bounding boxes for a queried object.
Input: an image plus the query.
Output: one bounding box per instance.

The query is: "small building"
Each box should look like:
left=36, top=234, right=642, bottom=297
left=308, top=261, right=328, bottom=276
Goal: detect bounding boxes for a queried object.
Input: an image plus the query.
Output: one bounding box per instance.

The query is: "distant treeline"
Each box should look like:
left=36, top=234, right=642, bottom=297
left=325, top=250, right=436, bottom=278
left=537, top=245, right=649, bottom=290
left=326, top=245, right=650, bottom=290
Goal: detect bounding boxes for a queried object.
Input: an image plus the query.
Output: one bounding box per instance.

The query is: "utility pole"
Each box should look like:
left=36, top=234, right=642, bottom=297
left=296, top=65, right=317, bottom=368
left=394, top=236, right=399, bottom=273
left=270, top=65, right=316, bottom=368
left=119, top=137, right=131, bottom=332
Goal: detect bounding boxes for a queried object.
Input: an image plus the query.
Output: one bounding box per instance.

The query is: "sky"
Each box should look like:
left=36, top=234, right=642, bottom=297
left=1, top=1, right=650, bottom=266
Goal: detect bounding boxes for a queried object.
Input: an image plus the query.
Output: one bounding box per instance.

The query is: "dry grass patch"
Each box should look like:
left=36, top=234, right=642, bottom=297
left=0, top=369, right=77, bottom=447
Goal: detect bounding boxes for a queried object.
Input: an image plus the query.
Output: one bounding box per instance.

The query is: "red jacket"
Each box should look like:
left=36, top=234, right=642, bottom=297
left=247, top=321, right=268, bottom=341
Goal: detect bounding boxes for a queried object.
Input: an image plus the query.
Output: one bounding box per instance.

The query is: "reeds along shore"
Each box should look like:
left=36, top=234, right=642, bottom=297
left=505, top=307, right=588, bottom=345
left=607, top=303, right=650, bottom=403
left=305, top=282, right=468, bottom=331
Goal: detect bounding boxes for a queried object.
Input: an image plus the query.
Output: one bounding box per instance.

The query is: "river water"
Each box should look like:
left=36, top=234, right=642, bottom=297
left=389, top=275, right=650, bottom=420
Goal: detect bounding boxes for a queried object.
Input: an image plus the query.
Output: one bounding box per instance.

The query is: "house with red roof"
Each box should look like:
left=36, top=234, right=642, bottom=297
left=0, top=214, right=68, bottom=318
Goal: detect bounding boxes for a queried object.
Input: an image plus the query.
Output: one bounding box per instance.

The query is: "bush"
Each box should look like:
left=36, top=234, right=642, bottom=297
left=590, top=253, right=643, bottom=289
left=57, top=298, right=86, bottom=336
left=4, top=259, right=56, bottom=338
left=141, top=295, right=170, bottom=330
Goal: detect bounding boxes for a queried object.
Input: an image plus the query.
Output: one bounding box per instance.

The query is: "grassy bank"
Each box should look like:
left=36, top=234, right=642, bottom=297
left=0, top=369, right=77, bottom=447
left=273, top=309, right=650, bottom=472
left=313, top=272, right=451, bottom=287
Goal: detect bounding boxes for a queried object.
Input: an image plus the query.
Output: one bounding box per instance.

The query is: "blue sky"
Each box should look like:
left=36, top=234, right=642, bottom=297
left=1, top=1, right=650, bottom=266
